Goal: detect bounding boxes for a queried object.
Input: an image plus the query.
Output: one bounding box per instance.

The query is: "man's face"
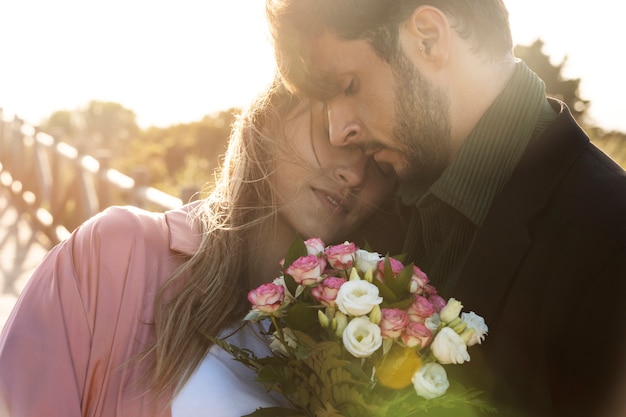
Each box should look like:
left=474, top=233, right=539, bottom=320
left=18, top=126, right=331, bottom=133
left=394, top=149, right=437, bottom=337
left=309, top=31, right=451, bottom=185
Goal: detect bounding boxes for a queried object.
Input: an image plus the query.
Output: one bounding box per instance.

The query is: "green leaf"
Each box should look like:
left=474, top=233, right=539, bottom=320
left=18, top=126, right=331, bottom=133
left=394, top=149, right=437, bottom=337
left=256, top=362, right=295, bottom=392
left=380, top=257, right=412, bottom=301
left=210, top=337, right=262, bottom=372
left=283, top=235, right=308, bottom=268
left=283, top=273, right=298, bottom=297
left=393, top=263, right=413, bottom=297
left=284, top=302, right=319, bottom=332
left=371, top=270, right=398, bottom=304
left=243, top=310, right=262, bottom=321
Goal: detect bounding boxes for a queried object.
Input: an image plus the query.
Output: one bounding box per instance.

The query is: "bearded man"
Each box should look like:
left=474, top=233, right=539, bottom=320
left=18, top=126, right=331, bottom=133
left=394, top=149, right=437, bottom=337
left=265, top=1, right=626, bottom=416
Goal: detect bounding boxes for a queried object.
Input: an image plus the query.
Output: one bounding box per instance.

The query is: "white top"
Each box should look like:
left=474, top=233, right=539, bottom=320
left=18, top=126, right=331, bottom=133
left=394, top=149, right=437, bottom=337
left=172, top=322, right=287, bottom=417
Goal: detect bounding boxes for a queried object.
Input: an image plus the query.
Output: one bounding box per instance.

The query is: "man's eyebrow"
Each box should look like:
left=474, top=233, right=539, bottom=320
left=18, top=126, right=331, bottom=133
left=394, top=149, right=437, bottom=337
left=307, top=72, right=344, bottom=101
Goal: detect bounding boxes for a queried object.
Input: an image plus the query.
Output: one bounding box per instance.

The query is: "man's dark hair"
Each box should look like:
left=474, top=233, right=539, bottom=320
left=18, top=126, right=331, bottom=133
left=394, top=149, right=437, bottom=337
left=266, top=0, right=513, bottom=96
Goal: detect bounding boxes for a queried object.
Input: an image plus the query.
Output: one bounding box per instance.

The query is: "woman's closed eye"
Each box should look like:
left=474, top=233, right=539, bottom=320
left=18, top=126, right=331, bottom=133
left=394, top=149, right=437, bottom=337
left=344, top=79, right=356, bottom=96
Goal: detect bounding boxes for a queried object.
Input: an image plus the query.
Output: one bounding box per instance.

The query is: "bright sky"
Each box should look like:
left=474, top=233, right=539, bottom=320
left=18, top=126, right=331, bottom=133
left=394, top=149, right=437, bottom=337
left=1, top=1, right=624, bottom=132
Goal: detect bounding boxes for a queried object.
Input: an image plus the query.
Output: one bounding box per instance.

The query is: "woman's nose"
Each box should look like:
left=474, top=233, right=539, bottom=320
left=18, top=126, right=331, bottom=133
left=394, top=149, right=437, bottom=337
left=332, top=150, right=368, bottom=189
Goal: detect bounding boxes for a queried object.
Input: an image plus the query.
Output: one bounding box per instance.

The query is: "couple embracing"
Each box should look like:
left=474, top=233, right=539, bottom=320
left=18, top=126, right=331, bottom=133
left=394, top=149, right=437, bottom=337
left=1, top=1, right=625, bottom=417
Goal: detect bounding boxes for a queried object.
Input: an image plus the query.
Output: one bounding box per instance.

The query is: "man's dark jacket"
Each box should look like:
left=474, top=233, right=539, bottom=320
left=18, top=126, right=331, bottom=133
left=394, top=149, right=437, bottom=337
left=442, top=100, right=626, bottom=417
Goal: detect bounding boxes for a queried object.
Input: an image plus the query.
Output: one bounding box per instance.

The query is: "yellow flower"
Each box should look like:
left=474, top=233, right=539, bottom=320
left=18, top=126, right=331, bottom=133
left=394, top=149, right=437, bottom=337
left=376, top=345, right=422, bottom=389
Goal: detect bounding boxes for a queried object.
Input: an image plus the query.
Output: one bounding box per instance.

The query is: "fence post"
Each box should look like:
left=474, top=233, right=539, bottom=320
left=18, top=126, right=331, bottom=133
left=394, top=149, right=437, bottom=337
left=94, top=149, right=113, bottom=210
left=9, top=117, right=25, bottom=182
left=131, top=167, right=150, bottom=208
left=181, top=186, right=200, bottom=205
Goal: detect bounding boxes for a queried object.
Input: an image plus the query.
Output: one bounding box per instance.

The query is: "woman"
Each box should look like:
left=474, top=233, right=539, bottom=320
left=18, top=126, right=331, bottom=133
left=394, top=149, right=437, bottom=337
left=0, top=80, right=400, bottom=417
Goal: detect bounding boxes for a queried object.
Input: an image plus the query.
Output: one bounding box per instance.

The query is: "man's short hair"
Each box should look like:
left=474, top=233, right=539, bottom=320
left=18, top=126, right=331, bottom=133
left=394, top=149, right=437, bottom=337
left=266, top=0, right=513, bottom=96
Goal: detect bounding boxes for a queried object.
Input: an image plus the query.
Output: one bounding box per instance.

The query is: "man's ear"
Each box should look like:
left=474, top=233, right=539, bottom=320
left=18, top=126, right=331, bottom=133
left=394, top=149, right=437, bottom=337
left=403, top=6, right=450, bottom=68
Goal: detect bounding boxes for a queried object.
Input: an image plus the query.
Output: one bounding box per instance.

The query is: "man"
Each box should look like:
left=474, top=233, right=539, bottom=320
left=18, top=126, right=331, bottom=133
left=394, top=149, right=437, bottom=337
left=265, top=1, right=626, bottom=416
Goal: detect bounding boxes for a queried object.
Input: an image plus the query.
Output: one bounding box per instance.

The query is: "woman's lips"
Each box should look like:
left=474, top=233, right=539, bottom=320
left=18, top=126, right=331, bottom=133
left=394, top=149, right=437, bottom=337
left=313, top=188, right=349, bottom=214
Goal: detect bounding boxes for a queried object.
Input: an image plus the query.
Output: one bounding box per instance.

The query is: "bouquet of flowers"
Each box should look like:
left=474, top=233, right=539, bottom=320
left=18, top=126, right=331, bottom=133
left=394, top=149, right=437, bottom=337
left=215, top=237, right=494, bottom=416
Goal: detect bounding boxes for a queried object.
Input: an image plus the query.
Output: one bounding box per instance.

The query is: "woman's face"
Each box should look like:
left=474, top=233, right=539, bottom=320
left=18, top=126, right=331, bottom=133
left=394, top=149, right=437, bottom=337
left=273, top=101, right=396, bottom=244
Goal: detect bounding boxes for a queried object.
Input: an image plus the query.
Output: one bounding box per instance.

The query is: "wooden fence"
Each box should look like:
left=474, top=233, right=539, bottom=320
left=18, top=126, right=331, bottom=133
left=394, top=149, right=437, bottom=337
left=0, top=108, right=194, bottom=246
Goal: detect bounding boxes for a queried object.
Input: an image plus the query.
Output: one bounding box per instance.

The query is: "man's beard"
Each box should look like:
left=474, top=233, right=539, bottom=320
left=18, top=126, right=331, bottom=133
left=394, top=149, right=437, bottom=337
left=391, top=51, right=452, bottom=187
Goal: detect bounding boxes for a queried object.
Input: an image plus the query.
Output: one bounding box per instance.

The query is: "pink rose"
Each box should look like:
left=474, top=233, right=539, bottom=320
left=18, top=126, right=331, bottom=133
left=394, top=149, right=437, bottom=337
left=409, top=266, right=430, bottom=293
left=285, top=255, right=326, bottom=286
left=407, top=295, right=436, bottom=322
left=422, top=284, right=438, bottom=296
left=248, top=283, right=285, bottom=314
left=402, top=321, right=433, bottom=348
left=376, top=257, right=405, bottom=280
left=311, top=277, right=346, bottom=307
left=304, top=237, right=326, bottom=256
left=429, top=294, right=448, bottom=312
left=379, top=308, right=409, bottom=339
left=325, top=242, right=358, bottom=270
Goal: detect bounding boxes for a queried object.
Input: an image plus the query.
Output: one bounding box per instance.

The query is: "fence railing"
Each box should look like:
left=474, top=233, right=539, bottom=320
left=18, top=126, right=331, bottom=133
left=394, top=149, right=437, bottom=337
left=0, top=108, right=194, bottom=246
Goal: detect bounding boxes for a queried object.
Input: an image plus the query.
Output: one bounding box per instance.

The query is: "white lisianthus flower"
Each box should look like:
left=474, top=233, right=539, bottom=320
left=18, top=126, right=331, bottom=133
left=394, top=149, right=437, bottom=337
left=268, top=328, right=298, bottom=355
left=412, top=362, right=450, bottom=399
left=439, top=298, right=463, bottom=323
left=461, top=311, right=488, bottom=346
left=342, top=316, right=382, bottom=358
left=425, top=313, right=441, bottom=333
left=335, top=280, right=383, bottom=316
left=431, top=327, right=470, bottom=364
left=355, top=249, right=383, bottom=274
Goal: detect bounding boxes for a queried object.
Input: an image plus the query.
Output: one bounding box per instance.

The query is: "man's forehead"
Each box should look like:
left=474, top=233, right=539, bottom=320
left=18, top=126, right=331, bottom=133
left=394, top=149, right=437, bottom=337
left=306, top=31, right=360, bottom=97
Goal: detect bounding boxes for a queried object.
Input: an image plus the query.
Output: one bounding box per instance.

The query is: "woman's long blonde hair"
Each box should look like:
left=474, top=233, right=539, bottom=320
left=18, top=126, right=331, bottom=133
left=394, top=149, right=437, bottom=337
left=145, top=78, right=303, bottom=397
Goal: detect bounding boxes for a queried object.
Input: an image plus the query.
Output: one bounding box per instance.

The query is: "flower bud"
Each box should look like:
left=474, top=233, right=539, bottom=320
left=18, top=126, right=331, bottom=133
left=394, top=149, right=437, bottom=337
left=369, top=305, right=382, bottom=324
left=460, top=328, right=476, bottom=345
left=364, top=268, right=374, bottom=283
left=333, top=311, right=348, bottom=337
left=349, top=267, right=361, bottom=281
left=451, top=318, right=467, bottom=334
left=318, top=310, right=330, bottom=328
left=440, top=298, right=463, bottom=323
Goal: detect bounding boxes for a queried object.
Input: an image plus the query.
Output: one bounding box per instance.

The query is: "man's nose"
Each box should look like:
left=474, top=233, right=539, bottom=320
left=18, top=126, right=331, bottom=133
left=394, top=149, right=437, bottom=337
left=327, top=103, right=362, bottom=147
left=332, top=150, right=368, bottom=189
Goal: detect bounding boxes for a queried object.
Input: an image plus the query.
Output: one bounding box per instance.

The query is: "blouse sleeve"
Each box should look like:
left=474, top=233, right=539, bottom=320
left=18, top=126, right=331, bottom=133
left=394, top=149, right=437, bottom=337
left=0, top=206, right=174, bottom=417
left=0, top=230, right=91, bottom=417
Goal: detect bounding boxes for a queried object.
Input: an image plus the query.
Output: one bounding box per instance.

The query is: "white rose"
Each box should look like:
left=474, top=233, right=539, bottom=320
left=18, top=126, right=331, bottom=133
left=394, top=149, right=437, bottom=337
left=461, top=311, right=488, bottom=346
left=355, top=249, right=383, bottom=274
left=412, top=362, right=450, bottom=399
left=430, top=327, right=470, bottom=364
left=342, top=316, right=382, bottom=358
left=439, top=298, right=463, bottom=323
left=335, top=280, right=383, bottom=316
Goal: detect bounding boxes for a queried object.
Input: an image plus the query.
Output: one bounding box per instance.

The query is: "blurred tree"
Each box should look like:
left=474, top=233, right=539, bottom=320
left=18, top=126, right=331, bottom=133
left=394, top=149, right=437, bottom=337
left=41, top=110, right=77, bottom=142
left=113, top=108, right=237, bottom=196
left=515, top=39, right=589, bottom=123
left=40, top=100, right=139, bottom=154
left=81, top=100, right=139, bottom=151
